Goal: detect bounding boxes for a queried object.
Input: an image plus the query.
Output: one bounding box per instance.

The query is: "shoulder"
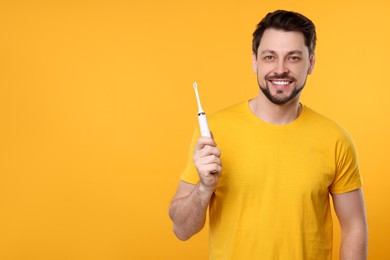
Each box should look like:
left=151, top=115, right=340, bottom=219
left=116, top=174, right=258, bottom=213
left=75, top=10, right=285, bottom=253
left=204, top=101, right=251, bottom=137
left=302, top=105, right=354, bottom=142
left=208, top=100, right=249, bottom=122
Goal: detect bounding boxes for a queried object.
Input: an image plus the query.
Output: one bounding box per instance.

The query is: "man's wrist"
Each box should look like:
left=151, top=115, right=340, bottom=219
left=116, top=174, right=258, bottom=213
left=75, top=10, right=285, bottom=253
left=197, top=182, right=215, bottom=200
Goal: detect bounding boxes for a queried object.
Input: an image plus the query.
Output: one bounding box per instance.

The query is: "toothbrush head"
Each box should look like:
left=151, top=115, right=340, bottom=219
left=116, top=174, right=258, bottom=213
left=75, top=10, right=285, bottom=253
left=192, top=81, right=204, bottom=113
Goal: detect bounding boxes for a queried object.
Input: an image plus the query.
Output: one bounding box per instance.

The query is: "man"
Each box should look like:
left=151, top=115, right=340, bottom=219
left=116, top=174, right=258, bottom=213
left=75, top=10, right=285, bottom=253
left=169, top=10, right=368, bottom=259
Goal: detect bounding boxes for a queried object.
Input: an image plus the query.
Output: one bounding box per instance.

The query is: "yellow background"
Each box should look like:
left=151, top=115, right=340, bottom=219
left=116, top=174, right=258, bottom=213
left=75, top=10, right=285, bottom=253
left=0, top=0, right=388, bottom=259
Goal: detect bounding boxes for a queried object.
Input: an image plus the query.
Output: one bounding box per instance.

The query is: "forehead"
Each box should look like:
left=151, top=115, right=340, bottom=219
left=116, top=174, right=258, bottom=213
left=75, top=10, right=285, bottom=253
left=258, top=28, right=308, bottom=54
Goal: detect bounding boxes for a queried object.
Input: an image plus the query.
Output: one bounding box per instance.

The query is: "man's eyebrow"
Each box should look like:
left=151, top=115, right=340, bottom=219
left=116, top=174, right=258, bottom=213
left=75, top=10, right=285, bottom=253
left=260, top=49, right=276, bottom=55
left=260, top=49, right=304, bottom=55
left=288, top=50, right=303, bottom=55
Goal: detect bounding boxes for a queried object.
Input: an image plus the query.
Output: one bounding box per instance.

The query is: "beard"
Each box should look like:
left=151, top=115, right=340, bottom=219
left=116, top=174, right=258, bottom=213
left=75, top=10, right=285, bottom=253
left=258, top=73, right=306, bottom=105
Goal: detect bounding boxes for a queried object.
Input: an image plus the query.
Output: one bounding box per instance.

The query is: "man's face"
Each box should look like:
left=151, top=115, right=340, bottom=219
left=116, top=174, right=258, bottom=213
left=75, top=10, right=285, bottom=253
left=252, top=28, right=315, bottom=105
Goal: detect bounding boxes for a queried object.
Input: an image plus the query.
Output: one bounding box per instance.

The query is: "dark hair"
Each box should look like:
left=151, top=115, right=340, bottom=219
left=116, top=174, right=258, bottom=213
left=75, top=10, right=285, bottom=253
left=252, top=10, right=316, bottom=56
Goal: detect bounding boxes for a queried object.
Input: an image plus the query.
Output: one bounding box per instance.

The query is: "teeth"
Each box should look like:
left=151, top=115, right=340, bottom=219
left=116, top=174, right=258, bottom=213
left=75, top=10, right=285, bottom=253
left=272, top=81, right=290, bottom=86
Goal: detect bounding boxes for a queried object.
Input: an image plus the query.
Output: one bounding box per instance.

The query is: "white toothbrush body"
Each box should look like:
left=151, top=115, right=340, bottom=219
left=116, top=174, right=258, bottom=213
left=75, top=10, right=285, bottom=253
left=193, top=82, right=211, bottom=137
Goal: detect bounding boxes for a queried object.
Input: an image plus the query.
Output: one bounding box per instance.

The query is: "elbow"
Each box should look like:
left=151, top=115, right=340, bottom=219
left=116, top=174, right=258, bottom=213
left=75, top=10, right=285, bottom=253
left=173, top=225, right=192, bottom=241
left=342, top=222, right=368, bottom=242
left=169, top=204, right=193, bottom=241
left=341, top=225, right=369, bottom=257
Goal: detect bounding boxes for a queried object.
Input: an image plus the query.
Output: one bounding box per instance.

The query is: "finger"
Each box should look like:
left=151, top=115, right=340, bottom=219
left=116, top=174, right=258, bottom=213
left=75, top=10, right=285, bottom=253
left=195, top=137, right=217, bottom=151
left=195, top=154, right=221, bottom=171
left=198, top=146, right=221, bottom=158
left=206, top=164, right=222, bottom=175
left=199, top=163, right=222, bottom=176
left=201, top=154, right=222, bottom=166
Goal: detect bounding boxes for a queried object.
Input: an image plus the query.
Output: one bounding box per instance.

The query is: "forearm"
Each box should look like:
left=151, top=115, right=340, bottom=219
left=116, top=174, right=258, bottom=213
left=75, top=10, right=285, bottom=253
left=169, top=183, right=214, bottom=241
left=340, top=227, right=368, bottom=260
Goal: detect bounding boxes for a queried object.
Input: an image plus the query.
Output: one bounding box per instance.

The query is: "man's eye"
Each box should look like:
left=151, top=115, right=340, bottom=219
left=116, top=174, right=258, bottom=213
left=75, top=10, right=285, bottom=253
left=264, top=56, right=274, bottom=60
left=289, top=56, right=301, bottom=61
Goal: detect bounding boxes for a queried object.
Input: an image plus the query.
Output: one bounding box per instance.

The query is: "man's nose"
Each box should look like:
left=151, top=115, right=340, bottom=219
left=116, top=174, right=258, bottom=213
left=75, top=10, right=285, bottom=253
left=274, top=60, right=289, bottom=75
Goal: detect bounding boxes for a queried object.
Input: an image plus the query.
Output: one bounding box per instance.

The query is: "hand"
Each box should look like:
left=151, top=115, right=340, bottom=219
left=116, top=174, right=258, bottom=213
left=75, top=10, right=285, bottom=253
left=193, top=137, right=222, bottom=192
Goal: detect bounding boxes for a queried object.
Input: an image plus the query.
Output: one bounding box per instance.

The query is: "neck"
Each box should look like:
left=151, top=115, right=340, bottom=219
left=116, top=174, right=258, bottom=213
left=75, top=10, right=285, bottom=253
left=249, top=94, right=302, bottom=125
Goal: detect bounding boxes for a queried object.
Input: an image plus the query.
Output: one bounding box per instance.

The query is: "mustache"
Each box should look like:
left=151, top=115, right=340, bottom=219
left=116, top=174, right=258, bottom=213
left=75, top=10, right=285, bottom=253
left=266, top=73, right=296, bottom=81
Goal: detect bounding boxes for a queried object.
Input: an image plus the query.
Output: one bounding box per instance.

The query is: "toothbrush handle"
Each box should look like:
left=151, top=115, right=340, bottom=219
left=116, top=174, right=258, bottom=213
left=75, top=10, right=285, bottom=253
left=198, top=114, right=211, bottom=137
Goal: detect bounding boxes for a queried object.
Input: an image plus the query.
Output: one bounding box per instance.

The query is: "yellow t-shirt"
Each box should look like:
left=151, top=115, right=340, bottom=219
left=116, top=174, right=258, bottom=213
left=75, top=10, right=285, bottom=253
left=181, top=101, right=362, bottom=260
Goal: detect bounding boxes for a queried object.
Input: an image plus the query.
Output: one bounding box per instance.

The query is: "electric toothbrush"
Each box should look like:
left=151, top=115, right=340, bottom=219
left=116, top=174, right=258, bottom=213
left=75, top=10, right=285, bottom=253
left=193, top=82, right=211, bottom=137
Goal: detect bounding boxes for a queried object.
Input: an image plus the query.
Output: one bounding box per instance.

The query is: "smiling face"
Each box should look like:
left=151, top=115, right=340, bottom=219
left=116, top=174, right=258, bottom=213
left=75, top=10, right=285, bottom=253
left=252, top=28, right=315, bottom=105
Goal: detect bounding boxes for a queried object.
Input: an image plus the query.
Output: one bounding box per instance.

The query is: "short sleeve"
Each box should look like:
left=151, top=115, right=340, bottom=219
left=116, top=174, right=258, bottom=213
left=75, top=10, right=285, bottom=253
left=329, top=130, right=362, bottom=194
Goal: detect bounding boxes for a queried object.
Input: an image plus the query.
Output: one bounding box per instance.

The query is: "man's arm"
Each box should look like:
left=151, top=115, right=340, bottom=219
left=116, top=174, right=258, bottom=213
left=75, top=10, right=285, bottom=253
left=169, top=137, right=222, bottom=241
left=169, top=181, right=214, bottom=240
left=332, top=188, right=368, bottom=260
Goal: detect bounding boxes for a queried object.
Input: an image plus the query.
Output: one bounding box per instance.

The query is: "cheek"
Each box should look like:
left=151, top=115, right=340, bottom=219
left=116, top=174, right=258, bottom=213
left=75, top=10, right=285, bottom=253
left=255, top=63, right=271, bottom=76
left=293, top=64, right=311, bottom=80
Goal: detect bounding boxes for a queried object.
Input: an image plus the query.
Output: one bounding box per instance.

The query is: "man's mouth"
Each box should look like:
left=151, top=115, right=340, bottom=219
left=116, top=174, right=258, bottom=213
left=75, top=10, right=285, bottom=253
left=269, top=80, right=292, bottom=86
left=267, top=79, right=295, bottom=90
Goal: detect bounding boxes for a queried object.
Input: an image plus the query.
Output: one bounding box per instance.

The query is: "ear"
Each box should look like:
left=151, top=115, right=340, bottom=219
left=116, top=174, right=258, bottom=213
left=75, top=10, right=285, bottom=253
left=308, top=54, right=316, bottom=74
left=252, top=53, right=258, bottom=73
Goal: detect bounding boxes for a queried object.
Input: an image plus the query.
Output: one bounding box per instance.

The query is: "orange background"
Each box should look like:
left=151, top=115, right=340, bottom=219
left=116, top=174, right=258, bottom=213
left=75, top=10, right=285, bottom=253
left=0, top=1, right=389, bottom=259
